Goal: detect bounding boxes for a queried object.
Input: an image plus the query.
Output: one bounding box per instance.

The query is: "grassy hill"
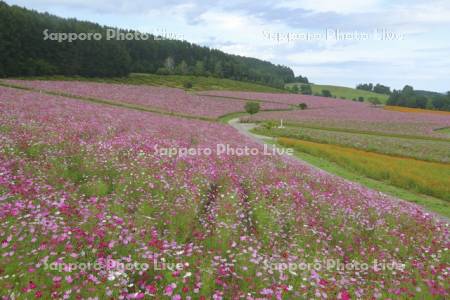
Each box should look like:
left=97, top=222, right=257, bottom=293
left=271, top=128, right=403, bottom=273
left=286, top=83, right=389, bottom=103
left=15, top=73, right=287, bottom=93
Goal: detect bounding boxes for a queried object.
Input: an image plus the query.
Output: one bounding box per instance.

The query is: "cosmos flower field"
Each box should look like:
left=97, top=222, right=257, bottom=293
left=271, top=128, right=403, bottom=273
left=200, top=91, right=450, bottom=138
left=3, top=80, right=291, bottom=119
left=0, top=83, right=449, bottom=299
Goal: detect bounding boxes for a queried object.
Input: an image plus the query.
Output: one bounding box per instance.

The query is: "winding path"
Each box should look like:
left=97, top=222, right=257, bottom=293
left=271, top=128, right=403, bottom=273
left=228, top=118, right=338, bottom=177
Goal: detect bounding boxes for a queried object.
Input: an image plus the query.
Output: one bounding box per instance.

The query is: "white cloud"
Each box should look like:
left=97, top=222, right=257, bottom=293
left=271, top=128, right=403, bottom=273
left=275, top=0, right=382, bottom=14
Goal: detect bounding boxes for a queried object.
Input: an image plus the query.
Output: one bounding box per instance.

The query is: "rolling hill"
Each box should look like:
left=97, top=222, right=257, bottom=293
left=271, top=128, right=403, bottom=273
left=286, top=82, right=390, bottom=103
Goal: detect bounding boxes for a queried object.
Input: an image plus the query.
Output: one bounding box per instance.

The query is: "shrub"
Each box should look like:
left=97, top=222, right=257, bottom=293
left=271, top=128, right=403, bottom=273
left=368, top=97, right=381, bottom=105
left=321, top=90, right=332, bottom=97
left=358, top=96, right=364, bottom=102
left=156, top=67, right=171, bottom=75
left=183, top=81, right=193, bottom=89
left=262, top=120, right=277, bottom=130
left=300, top=84, right=312, bottom=95
left=244, top=102, right=260, bottom=115
left=298, top=103, right=308, bottom=110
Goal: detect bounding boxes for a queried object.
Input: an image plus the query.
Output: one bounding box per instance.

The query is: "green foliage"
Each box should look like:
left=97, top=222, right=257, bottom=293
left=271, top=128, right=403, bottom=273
left=388, top=85, right=450, bottom=111
left=368, top=97, right=381, bottom=105
left=290, top=75, right=309, bottom=83
left=373, top=83, right=391, bottom=94
left=290, top=85, right=299, bottom=93
left=357, top=83, right=391, bottom=95
left=183, top=81, right=193, bottom=89
left=262, top=120, right=277, bottom=130
left=298, top=103, right=308, bottom=110
left=300, top=84, right=312, bottom=95
left=356, top=83, right=373, bottom=91
left=358, top=96, right=364, bottom=102
left=321, top=89, right=332, bottom=97
left=244, top=102, right=260, bottom=115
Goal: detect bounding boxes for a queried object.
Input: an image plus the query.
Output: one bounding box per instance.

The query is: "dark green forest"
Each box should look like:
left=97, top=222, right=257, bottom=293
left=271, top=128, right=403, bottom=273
left=0, top=1, right=295, bottom=87
left=387, top=85, right=450, bottom=111
left=357, top=82, right=450, bottom=111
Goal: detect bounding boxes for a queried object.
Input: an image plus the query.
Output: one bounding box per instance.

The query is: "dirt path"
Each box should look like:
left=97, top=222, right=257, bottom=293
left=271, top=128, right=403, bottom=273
left=228, top=118, right=336, bottom=177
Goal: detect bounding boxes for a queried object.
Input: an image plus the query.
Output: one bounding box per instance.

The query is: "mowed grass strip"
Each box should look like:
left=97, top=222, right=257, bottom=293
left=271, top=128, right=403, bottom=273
left=278, top=137, right=450, bottom=201
left=10, top=73, right=287, bottom=93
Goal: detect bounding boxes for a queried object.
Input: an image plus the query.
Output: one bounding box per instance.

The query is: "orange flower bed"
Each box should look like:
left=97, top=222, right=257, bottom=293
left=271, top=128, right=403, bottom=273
left=279, top=137, right=450, bottom=200
left=384, top=105, right=450, bottom=116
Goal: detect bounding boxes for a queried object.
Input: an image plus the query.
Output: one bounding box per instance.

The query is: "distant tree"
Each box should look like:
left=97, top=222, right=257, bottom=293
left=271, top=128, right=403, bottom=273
left=245, top=102, right=260, bottom=115
left=415, top=95, right=427, bottom=109
left=426, top=99, right=435, bottom=110
left=402, top=85, right=414, bottom=95
left=356, top=83, right=373, bottom=91
left=300, top=84, right=312, bottom=95
left=291, top=85, right=299, bottom=94
left=176, top=60, right=189, bottom=75
left=321, top=90, right=332, bottom=97
left=164, top=56, right=175, bottom=72
left=294, top=75, right=309, bottom=83
left=373, top=83, right=391, bottom=95
left=213, top=61, right=224, bottom=77
left=194, top=61, right=205, bottom=76
left=432, top=96, right=447, bottom=110
left=298, top=103, right=308, bottom=110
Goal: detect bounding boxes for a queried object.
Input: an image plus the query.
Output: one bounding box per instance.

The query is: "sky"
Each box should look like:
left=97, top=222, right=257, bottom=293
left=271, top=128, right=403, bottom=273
left=6, top=0, right=450, bottom=92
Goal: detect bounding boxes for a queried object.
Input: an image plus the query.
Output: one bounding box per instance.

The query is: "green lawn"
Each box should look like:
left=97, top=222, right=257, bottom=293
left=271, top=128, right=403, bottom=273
left=436, top=127, right=450, bottom=136
left=286, top=83, right=389, bottom=103
left=14, top=73, right=287, bottom=93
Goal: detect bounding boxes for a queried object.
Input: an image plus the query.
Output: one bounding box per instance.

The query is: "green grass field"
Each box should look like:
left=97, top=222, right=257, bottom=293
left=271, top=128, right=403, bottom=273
left=15, top=73, right=286, bottom=93
left=286, top=83, right=389, bottom=103
left=436, top=127, right=450, bottom=135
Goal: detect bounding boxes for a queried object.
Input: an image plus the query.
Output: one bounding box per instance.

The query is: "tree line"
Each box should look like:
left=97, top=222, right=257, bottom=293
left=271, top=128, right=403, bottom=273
left=356, top=83, right=391, bottom=95
left=387, top=85, right=450, bottom=111
left=0, top=1, right=295, bottom=88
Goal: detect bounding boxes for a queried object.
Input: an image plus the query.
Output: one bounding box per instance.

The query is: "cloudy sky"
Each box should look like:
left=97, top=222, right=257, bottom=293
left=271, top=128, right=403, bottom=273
left=7, top=0, right=450, bottom=92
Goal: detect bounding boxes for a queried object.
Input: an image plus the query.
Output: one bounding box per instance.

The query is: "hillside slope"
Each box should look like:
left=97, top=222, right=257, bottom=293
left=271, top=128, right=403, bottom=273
left=286, top=83, right=389, bottom=103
